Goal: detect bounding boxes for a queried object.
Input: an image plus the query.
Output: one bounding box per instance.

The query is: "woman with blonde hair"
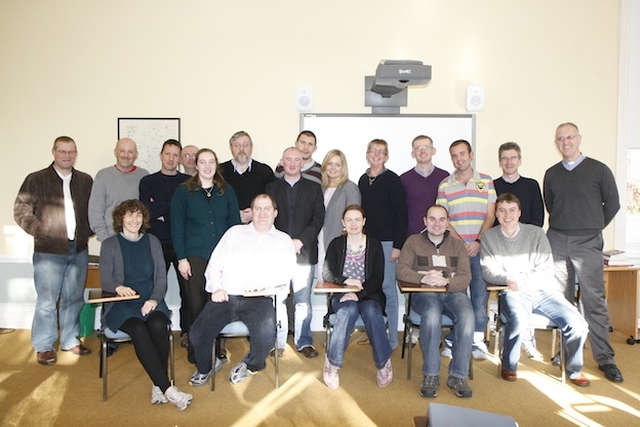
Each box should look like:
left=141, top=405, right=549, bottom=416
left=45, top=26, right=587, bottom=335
left=318, top=149, right=361, bottom=278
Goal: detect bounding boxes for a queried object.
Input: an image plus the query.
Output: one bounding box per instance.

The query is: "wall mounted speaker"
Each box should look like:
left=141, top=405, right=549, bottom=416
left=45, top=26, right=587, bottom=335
left=466, top=86, right=485, bottom=112
left=295, top=87, right=314, bottom=112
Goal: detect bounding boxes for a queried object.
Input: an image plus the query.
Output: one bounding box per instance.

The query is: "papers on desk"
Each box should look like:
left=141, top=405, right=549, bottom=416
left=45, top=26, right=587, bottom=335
left=243, top=285, right=288, bottom=297
left=603, top=249, right=632, bottom=266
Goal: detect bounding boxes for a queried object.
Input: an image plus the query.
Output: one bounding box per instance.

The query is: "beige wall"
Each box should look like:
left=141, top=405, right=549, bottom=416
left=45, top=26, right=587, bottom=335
left=1, top=0, right=621, bottom=257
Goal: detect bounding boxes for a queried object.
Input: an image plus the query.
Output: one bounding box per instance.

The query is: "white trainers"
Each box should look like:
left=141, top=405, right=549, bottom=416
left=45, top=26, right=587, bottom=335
left=441, top=347, right=453, bottom=358
left=164, top=385, right=193, bottom=411
left=323, top=355, right=340, bottom=389
left=189, top=369, right=212, bottom=387
left=228, top=362, right=256, bottom=385
left=521, top=341, right=543, bottom=360
left=151, top=385, right=168, bottom=404
left=472, top=340, right=488, bottom=360
left=376, top=358, right=393, bottom=387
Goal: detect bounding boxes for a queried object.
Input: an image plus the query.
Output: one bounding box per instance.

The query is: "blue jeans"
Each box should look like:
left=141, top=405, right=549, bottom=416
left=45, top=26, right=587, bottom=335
left=190, top=295, right=276, bottom=373
left=469, top=254, right=489, bottom=335
left=444, top=254, right=487, bottom=349
left=327, top=297, right=391, bottom=369
left=32, top=243, right=88, bottom=352
left=381, top=241, right=399, bottom=349
left=412, top=292, right=474, bottom=379
left=277, top=264, right=314, bottom=350
left=501, top=288, right=588, bottom=377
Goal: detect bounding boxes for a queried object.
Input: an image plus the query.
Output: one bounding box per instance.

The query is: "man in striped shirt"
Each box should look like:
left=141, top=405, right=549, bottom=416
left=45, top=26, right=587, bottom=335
left=436, top=139, right=496, bottom=359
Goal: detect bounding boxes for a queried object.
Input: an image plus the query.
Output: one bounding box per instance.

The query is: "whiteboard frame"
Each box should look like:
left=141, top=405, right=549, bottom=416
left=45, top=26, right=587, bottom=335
left=300, top=113, right=475, bottom=183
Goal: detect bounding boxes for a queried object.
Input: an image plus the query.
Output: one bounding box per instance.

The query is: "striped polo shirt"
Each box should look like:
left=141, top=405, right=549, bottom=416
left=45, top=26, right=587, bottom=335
left=436, top=170, right=496, bottom=243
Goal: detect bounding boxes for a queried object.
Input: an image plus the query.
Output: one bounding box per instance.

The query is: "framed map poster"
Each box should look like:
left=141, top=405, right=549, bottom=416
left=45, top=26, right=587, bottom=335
left=117, top=117, right=181, bottom=173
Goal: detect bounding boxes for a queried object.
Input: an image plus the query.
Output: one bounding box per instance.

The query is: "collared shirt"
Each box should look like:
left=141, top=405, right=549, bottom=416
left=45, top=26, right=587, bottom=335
left=55, top=168, right=76, bottom=240
left=436, top=169, right=496, bottom=242
left=501, top=174, right=520, bottom=184
left=413, top=164, right=435, bottom=178
left=562, top=153, right=586, bottom=171
left=231, top=158, right=253, bottom=175
left=204, top=223, right=296, bottom=296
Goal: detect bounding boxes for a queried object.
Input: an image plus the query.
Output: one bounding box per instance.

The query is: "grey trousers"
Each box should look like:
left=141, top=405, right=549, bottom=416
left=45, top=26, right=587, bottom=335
left=546, top=229, right=615, bottom=366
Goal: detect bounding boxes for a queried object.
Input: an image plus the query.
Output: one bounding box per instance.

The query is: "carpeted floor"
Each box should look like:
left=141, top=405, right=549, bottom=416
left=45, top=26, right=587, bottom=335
left=0, top=328, right=638, bottom=427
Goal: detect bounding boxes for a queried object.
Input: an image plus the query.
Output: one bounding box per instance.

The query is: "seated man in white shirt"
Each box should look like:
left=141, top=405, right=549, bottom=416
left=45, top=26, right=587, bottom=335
left=188, top=194, right=296, bottom=386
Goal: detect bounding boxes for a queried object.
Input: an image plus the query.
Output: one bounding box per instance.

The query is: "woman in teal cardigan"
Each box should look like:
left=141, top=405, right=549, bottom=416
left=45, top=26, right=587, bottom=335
left=170, top=148, right=240, bottom=362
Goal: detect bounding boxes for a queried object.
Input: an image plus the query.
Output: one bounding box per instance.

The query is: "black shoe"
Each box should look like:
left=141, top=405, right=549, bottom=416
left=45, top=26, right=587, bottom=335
left=598, top=364, right=624, bottom=383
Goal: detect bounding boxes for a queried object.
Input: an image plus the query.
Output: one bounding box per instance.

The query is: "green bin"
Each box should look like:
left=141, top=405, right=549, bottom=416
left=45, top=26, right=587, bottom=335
left=79, top=303, right=97, bottom=337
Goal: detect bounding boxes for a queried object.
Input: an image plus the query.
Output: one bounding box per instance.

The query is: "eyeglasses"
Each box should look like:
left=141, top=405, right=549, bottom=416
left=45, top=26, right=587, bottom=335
left=555, top=134, right=581, bottom=142
left=55, top=150, right=77, bottom=156
left=231, top=142, right=251, bottom=149
left=413, top=146, right=433, bottom=152
left=499, top=155, right=520, bottom=162
left=182, top=154, right=197, bottom=159
left=367, top=149, right=387, bottom=155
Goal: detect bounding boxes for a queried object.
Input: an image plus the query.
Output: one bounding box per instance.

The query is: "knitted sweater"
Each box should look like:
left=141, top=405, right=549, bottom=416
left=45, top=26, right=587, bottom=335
left=396, top=231, right=471, bottom=293
left=493, top=176, right=543, bottom=227
left=88, top=165, right=149, bottom=241
left=543, top=157, right=620, bottom=235
left=480, top=223, right=554, bottom=292
left=400, top=166, right=450, bottom=236
left=220, top=159, right=275, bottom=210
left=139, top=171, right=190, bottom=242
left=358, top=169, right=408, bottom=249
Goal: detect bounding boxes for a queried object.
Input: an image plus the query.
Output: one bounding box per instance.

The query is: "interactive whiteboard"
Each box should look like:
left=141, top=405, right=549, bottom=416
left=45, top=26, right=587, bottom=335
left=300, top=113, right=475, bottom=182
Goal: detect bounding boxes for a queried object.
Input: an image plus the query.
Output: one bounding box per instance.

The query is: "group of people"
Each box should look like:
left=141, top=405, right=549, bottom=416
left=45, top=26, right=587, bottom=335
left=13, top=121, right=623, bottom=409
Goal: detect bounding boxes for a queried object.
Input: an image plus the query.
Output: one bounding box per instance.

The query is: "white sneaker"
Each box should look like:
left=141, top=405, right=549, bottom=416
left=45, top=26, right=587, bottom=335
left=323, top=355, right=340, bottom=389
left=522, top=341, right=543, bottom=360
left=471, top=348, right=487, bottom=360
left=441, top=347, right=453, bottom=358
left=151, top=385, right=168, bottom=404
left=164, top=385, right=193, bottom=411
left=472, top=339, right=488, bottom=360
left=228, top=362, right=256, bottom=385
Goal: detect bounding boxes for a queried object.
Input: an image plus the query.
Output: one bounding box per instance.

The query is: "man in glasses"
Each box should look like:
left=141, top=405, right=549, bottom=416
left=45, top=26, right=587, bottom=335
left=544, top=122, right=623, bottom=383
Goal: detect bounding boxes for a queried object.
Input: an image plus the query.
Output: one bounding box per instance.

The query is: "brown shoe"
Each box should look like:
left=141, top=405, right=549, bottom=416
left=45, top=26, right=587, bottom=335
left=570, top=373, right=591, bottom=387
left=269, top=348, right=285, bottom=358
left=37, top=350, right=56, bottom=365
left=298, top=345, right=319, bottom=358
left=501, top=367, right=517, bottom=382
left=63, top=344, right=91, bottom=356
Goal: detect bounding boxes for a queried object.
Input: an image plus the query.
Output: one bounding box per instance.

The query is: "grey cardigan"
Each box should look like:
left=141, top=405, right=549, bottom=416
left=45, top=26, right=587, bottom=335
left=322, top=180, right=361, bottom=251
left=99, top=233, right=168, bottom=321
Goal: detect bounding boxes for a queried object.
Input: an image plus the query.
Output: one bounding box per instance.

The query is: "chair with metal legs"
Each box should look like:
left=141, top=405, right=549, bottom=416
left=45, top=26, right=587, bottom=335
left=492, top=295, right=566, bottom=383
left=401, top=293, right=474, bottom=381
left=210, top=293, right=280, bottom=391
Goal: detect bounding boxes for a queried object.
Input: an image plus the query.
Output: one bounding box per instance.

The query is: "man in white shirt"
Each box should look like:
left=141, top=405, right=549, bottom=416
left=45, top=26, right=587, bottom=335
left=187, top=194, right=296, bottom=386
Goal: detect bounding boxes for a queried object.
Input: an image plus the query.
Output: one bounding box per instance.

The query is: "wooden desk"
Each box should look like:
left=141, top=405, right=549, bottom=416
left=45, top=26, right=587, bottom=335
left=314, top=281, right=360, bottom=294
left=85, top=265, right=100, bottom=288
left=87, top=289, right=140, bottom=303
left=397, top=280, right=447, bottom=293
left=604, top=266, right=640, bottom=340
